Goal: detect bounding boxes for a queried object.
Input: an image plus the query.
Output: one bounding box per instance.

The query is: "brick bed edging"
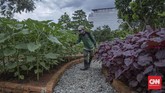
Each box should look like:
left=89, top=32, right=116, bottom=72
left=101, top=66, right=137, bottom=93
left=0, top=58, right=84, bottom=93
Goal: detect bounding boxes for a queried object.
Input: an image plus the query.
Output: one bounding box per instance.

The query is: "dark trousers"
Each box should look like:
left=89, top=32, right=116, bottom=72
left=83, top=49, right=94, bottom=68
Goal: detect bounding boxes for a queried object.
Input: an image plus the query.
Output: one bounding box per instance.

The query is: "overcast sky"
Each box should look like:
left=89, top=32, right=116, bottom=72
left=14, top=0, right=115, bottom=22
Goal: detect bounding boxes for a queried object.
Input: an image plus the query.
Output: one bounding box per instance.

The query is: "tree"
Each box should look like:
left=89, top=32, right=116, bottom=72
left=115, top=0, right=165, bottom=30
left=119, top=22, right=129, bottom=30
left=72, top=9, right=93, bottom=30
left=93, top=25, right=112, bottom=42
left=58, top=12, right=72, bottom=30
left=0, top=0, right=40, bottom=18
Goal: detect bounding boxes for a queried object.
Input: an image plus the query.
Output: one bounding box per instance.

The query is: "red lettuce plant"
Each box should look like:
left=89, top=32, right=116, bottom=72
left=95, top=28, right=165, bottom=93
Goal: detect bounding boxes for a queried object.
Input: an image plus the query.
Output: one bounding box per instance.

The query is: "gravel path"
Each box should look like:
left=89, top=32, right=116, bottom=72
left=53, top=61, right=116, bottom=93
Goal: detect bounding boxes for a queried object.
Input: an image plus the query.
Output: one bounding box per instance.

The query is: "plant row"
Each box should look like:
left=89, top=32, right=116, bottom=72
left=0, top=18, right=83, bottom=80
left=95, top=27, right=165, bottom=93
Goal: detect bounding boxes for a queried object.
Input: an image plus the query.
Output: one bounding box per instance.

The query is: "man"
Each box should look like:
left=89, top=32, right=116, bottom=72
left=75, top=25, right=96, bottom=70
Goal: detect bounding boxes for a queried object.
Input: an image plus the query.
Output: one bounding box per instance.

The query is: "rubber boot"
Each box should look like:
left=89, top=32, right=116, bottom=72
left=80, top=60, right=89, bottom=70
left=87, top=55, right=93, bottom=68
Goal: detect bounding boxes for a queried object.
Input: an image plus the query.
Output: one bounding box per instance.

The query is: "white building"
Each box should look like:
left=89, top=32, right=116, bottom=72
left=88, top=7, right=121, bottom=30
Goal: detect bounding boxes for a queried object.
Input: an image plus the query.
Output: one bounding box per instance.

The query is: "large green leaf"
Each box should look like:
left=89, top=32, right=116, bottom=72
left=27, top=42, right=41, bottom=52
left=29, top=65, right=34, bottom=70
left=3, top=48, right=16, bottom=56
left=40, top=62, right=49, bottom=70
left=44, top=52, right=58, bottom=59
left=52, top=60, right=59, bottom=65
left=7, top=24, right=14, bottom=29
left=0, top=65, right=3, bottom=72
left=14, top=72, right=19, bottom=77
left=0, top=36, right=10, bottom=43
left=16, top=24, right=23, bottom=30
left=48, top=35, right=62, bottom=44
left=19, top=75, right=24, bottom=80
left=20, top=29, right=29, bottom=35
left=21, top=65, right=28, bottom=70
left=0, top=33, right=5, bottom=39
left=27, top=56, right=36, bottom=62
left=15, top=43, right=27, bottom=49
left=15, top=72, right=25, bottom=80
left=62, top=46, right=67, bottom=49
left=0, top=49, right=3, bottom=56
left=7, top=62, right=17, bottom=69
left=34, top=69, right=42, bottom=74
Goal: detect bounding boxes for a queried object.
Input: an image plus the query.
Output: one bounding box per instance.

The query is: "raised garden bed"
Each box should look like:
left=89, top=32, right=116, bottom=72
left=101, top=65, right=136, bottom=93
left=0, top=57, right=84, bottom=93
left=96, top=28, right=165, bottom=93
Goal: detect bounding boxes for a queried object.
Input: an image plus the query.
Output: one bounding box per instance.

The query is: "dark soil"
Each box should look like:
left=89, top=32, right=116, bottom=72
left=0, top=61, right=68, bottom=87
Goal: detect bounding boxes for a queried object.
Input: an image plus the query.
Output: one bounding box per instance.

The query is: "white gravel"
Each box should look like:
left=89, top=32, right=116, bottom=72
left=53, top=61, right=116, bottom=93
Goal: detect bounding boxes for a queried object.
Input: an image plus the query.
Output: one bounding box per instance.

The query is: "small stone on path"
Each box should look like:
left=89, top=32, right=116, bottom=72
left=53, top=61, right=116, bottom=93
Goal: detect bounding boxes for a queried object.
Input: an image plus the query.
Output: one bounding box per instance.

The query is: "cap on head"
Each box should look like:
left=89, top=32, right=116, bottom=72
left=78, top=25, right=84, bottom=30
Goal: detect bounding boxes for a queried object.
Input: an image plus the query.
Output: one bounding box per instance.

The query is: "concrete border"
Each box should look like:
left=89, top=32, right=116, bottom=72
left=46, top=58, right=83, bottom=93
left=0, top=58, right=84, bottom=93
left=101, top=65, right=136, bottom=93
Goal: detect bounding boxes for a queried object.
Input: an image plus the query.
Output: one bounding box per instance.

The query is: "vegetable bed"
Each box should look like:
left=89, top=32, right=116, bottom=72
left=0, top=18, right=83, bottom=81
left=0, top=58, right=83, bottom=93
left=0, top=17, right=84, bottom=92
left=95, top=27, right=165, bottom=93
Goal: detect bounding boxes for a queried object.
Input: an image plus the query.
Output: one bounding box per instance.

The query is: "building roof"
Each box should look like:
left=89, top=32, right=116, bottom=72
left=92, top=7, right=116, bottom=11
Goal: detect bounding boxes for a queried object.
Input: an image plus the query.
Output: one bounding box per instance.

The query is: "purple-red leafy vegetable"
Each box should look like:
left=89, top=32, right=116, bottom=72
left=95, top=28, right=165, bottom=92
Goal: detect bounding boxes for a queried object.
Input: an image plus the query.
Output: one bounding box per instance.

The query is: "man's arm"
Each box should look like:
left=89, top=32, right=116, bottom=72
left=76, top=34, right=81, bottom=44
left=88, top=32, right=96, bottom=47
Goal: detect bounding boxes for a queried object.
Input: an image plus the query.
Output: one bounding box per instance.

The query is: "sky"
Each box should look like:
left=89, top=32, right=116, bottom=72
left=14, top=0, right=115, bottom=22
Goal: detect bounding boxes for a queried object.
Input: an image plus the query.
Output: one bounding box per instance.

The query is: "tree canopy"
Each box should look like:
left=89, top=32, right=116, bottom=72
left=0, top=0, right=40, bottom=17
left=58, top=12, right=72, bottom=30
left=93, top=25, right=112, bottom=42
left=115, top=0, right=165, bottom=30
left=72, top=9, right=93, bottom=30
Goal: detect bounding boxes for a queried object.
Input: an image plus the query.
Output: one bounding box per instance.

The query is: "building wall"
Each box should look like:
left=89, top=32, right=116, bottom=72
left=88, top=8, right=121, bottom=30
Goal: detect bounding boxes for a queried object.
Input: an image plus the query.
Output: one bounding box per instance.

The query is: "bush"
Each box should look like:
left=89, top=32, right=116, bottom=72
left=95, top=27, right=165, bottom=93
left=93, top=26, right=134, bottom=43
